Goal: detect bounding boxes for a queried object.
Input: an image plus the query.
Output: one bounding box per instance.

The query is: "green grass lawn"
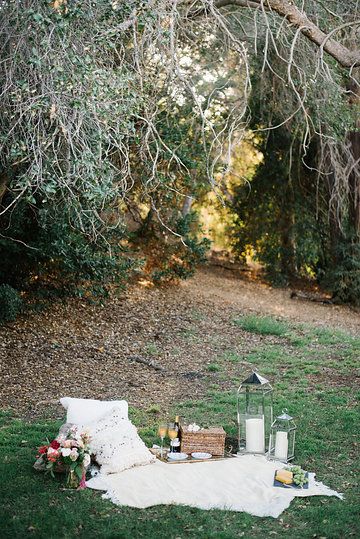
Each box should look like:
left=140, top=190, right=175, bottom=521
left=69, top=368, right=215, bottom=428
left=1, top=316, right=359, bottom=538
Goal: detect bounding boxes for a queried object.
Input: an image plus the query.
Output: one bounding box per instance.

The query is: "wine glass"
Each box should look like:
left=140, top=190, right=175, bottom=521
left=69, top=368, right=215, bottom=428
left=168, top=423, right=178, bottom=453
left=158, top=423, right=167, bottom=458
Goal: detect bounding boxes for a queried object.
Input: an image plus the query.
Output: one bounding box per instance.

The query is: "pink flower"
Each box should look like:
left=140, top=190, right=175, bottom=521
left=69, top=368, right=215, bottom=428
left=61, top=448, right=71, bottom=457
left=78, top=471, right=87, bottom=490
left=81, top=431, right=90, bottom=444
left=63, top=440, right=72, bottom=448
left=47, top=447, right=60, bottom=462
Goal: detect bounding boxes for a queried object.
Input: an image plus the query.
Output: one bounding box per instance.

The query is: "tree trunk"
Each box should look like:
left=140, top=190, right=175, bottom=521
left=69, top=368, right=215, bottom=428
left=280, top=179, right=297, bottom=276
left=138, top=206, right=155, bottom=237
left=348, top=129, right=360, bottom=237
left=181, top=196, right=193, bottom=217
left=324, top=149, right=343, bottom=265
left=347, top=68, right=360, bottom=238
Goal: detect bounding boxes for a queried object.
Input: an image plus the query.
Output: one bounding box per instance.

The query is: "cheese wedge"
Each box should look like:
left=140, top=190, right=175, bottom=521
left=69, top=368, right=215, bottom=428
left=275, top=469, right=293, bottom=485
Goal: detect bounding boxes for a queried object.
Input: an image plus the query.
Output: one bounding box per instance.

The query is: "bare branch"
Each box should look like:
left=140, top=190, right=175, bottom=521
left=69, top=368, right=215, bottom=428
left=215, top=0, right=262, bottom=8
left=214, top=0, right=360, bottom=68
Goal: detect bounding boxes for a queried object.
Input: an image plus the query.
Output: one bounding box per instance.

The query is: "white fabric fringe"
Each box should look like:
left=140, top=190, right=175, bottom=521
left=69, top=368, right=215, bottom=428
left=87, top=455, right=342, bottom=518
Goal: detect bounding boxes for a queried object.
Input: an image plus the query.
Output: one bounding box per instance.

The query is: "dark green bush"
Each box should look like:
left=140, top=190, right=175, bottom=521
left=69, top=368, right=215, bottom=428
left=0, top=284, right=23, bottom=323
left=32, top=218, right=136, bottom=297
left=0, top=197, right=136, bottom=311
left=323, top=236, right=360, bottom=306
left=230, top=129, right=323, bottom=284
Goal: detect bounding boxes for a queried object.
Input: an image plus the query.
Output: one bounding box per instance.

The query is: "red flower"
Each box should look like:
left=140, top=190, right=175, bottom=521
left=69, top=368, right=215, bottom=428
left=50, top=440, right=60, bottom=450
left=37, top=445, right=49, bottom=455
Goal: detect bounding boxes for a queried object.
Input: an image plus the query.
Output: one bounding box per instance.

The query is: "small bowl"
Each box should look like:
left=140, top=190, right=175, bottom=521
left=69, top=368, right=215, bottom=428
left=191, top=452, right=212, bottom=460
left=167, top=452, right=188, bottom=461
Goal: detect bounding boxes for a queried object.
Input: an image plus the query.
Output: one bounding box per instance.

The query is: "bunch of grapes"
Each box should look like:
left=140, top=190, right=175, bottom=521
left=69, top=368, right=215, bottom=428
left=285, top=465, right=308, bottom=488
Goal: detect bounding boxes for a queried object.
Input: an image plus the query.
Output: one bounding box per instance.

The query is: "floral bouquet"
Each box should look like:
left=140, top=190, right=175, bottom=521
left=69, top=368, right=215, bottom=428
left=36, top=426, right=91, bottom=489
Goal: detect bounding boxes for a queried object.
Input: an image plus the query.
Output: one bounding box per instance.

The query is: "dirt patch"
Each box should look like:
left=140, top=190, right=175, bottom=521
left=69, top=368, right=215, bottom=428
left=185, top=266, right=360, bottom=335
left=0, top=264, right=359, bottom=420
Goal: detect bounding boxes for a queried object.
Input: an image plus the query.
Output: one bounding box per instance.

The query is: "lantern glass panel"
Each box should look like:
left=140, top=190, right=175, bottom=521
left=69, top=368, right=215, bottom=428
left=268, top=410, right=296, bottom=463
left=237, top=372, right=273, bottom=455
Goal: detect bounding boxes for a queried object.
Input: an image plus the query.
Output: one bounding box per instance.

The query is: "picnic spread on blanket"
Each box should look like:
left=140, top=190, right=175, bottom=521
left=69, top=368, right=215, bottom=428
left=34, top=371, right=343, bottom=518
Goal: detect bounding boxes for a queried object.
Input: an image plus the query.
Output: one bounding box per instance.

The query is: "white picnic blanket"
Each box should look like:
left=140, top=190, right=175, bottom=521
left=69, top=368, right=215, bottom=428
left=86, top=455, right=342, bottom=518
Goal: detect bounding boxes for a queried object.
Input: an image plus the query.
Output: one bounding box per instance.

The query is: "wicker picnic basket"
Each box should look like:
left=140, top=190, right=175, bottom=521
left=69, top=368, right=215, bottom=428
left=180, top=426, right=226, bottom=457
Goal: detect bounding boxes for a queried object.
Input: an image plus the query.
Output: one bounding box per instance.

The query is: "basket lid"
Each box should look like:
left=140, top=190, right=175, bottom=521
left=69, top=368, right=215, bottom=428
left=181, top=426, right=225, bottom=435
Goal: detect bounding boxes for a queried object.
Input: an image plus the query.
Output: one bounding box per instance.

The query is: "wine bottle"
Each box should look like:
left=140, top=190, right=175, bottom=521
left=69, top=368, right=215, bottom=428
left=173, top=415, right=181, bottom=452
left=171, top=437, right=181, bottom=453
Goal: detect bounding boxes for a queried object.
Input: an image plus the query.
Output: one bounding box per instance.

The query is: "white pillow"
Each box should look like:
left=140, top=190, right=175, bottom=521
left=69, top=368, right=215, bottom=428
left=60, top=397, right=128, bottom=427
left=87, top=406, right=156, bottom=475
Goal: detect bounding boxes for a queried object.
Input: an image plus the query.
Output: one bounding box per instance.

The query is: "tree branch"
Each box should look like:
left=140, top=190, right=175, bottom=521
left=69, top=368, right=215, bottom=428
left=215, top=0, right=262, bottom=8
left=0, top=172, right=9, bottom=206
left=213, top=0, right=360, bottom=68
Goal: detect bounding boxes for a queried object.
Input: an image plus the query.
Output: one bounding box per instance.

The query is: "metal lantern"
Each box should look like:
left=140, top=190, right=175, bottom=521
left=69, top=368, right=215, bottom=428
left=268, top=409, right=296, bottom=463
left=237, top=371, right=273, bottom=456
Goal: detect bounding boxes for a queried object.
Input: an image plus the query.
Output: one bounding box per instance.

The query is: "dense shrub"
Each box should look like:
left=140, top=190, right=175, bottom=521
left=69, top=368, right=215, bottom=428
left=323, top=236, right=360, bottom=306
left=0, top=196, right=209, bottom=321
left=230, top=124, right=360, bottom=306
left=0, top=284, right=23, bottom=323
left=230, top=130, right=324, bottom=285
left=0, top=198, right=136, bottom=307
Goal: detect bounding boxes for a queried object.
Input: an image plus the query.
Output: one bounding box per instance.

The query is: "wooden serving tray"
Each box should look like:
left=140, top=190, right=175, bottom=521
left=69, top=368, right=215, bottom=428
left=152, top=451, right=236, bottom=465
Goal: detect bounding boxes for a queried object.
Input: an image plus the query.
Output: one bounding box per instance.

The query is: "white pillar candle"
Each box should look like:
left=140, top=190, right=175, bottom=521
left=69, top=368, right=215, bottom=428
left=245, top=417, right=265, bottom=453
left=274, top=431, right=288, bottom=461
